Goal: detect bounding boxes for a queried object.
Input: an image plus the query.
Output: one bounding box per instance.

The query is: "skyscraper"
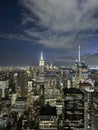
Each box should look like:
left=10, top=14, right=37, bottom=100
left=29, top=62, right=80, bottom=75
left=78, top=45, right=81, bottom=63
left=38, top=52, right=45, bottom=81
left=63, top=88, right=84, bottom=130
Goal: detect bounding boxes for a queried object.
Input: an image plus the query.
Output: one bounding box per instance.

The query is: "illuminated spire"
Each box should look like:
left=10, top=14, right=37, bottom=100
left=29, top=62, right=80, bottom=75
left=50, top=62, right=53, bottom=69
left=78, top=45, right=80, bottom=63
left=41, top=51, right=43, bottom=61
left=39, top=51, right=45, bottom=66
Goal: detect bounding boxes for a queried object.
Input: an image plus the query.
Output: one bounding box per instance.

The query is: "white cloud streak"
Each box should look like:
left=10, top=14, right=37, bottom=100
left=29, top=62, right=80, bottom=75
left=19, top=0, right=98, bottom=48
left=0, top=33, right=37, bottom=43
left=83, top=53, right=98, bottom=65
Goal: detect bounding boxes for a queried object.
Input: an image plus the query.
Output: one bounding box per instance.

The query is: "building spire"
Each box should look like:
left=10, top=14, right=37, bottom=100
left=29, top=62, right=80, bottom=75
left=50, top=62, right=53, bottom=69
left=41, top=51, right=43, bottom=61
left=78, top=45, right=80, bottom=63
left=39, top=51, right=45, bottom=66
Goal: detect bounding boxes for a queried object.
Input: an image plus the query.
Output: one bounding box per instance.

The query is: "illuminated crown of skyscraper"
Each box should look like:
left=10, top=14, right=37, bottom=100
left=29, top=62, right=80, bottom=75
left=39, top=51, right=45, bottom=66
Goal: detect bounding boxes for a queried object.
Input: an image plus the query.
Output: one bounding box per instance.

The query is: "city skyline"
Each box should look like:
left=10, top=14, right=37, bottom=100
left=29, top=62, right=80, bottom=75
left=0, top=0, right=98, bottom=66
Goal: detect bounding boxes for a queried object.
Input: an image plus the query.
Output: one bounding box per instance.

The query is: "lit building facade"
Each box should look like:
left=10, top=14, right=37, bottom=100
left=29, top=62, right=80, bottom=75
left=92, top=90, right=98, bottom=130
left=63, top=88, right=84, bottom=130
left=0, top=80, right=9, bottom=98
left=11, top=97, right=27, bottom=114
left=79, top=82, right=94, bottom=130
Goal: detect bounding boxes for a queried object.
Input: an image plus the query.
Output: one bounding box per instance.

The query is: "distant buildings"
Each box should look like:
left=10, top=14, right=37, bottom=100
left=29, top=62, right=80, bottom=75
left=88, top=66, right=98, bottom=80
left=0, top=49, right=98, bottom=130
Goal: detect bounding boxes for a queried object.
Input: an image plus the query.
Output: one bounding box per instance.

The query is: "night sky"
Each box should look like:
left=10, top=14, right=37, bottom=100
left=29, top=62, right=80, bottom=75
left=0, top=0, right=98, bottom=66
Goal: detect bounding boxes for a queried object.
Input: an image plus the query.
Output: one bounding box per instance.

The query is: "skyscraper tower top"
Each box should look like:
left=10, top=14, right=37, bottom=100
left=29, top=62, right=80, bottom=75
left=78, top=45, right=81, bottom=63
left=75, top=45, right=81, bottom=64
left=41, top=51, right=43, bottom=61
left=39, top=51, right=45, bottom=66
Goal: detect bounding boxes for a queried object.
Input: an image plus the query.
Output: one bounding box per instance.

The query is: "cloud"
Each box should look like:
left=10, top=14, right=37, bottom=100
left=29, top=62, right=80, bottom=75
left=24, top=29, right=77, bottom=48
left=44, top=52, right=76, bottom=66
left=56, top=55, right=75, bottom=65
left=83, top=53, right=98, bottom=65
left=0, top=33, right=37, bottom=43
left=19, top=0, right=98, bottom=48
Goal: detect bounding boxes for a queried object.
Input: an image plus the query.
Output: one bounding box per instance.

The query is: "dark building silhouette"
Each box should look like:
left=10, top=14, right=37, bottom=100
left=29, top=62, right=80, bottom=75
left=39, top=103, right=58, bottom=130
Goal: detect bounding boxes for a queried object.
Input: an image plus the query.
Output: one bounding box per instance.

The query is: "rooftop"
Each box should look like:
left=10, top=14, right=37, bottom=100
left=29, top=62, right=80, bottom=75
left=40, top=103, right=57, bottom=116
left=63, top=88, right=83, bottom=95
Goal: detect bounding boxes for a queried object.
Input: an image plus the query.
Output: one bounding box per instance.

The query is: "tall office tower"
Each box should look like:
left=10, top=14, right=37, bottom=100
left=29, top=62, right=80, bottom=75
left=84, top=86, right=94, bottom=130
left=79, top=82, right=94, bottom=130
left=63, top=88, right=84, bottom=130
left=78, top=45, right=81, bottom=63
left=17, top=71, right=28, bottom=97
left=92, top=89, right=98, bottom=130
left=39, top=52, right=45, bottom=80
left=75, top=45, right=81, bottom=80
left=76, top=45, right=81, bottom=66
left=75, top=45, right=88, bottom=84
